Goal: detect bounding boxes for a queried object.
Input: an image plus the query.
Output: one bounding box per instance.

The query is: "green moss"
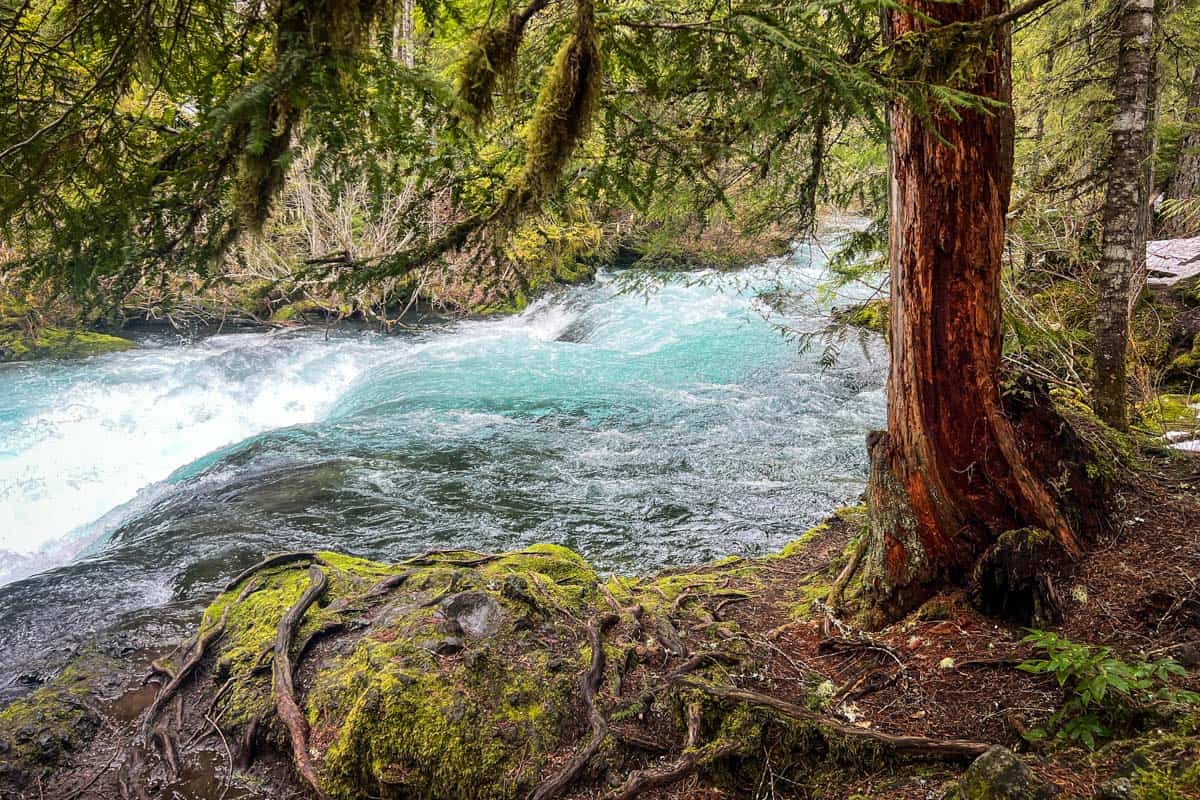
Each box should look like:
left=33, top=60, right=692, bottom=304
left=1130, top=763, right=1200, bottom=800
left=1134, top=394, right=1200, bottom=435
left=0, top=651, right=120, bottom=787
left=1167, top=333, right=1200, bottom=379
left=0, top=326, right=132, bottom=362
left=316, top=647, right=575, bottom=800
left=789, top=575, right=834, bottom=621
left=269, top=299, right=322, bottom=323
left=915, top=596, right=955, bottom=622
left=189, top=545, right=622, bottom=799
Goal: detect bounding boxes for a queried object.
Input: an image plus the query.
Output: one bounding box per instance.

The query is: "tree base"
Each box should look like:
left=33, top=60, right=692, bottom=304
left=857, top=375, right=1110, bottom=625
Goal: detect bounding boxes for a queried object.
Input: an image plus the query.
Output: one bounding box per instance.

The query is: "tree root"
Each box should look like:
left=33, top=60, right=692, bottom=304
left=141, top=604, right=230, bottom=737
left=603, top=740, right=740, bottom=800
left=362, top=569, right=417, bottom=599
left=681, top=679, right=991, bottom=760
left=828, top=532, right=868, bottom=610
left=530, top=612, right=620, bottom=800
left=224, top=552, right=318, bottom=593
left=273, top=564, right=329, bottom=799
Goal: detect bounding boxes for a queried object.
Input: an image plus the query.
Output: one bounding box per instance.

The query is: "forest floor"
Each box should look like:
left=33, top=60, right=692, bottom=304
left=3, top=443, right=1199, bottom=800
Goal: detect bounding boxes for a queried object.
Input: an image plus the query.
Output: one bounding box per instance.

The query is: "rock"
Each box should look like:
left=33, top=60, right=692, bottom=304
left=435, top=637, right=465, bottom=656
left=1095, top=777, right=1133, bottom=800
left=440, top=591, right=503, bottom=637
left=1163, top=641, right=1200, bottom=668
left=501, top=575, right=537, bottom=608
left=960, top=746, right=1058, bottom=800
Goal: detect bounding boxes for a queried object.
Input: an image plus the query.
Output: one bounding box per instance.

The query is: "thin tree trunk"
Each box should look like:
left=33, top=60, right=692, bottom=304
left=392, top=0, right=416, bottom=67
left=1093, top=0, right=1157, bottom=429
left=862, top=0, right=1088, bottom=616
left=1161, top=67, right=1200, bottom=237
left=1130, top=59, right=1158, bottom=312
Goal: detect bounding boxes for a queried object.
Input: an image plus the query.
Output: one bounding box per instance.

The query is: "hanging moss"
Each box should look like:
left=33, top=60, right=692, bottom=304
left=881, top=21, right=997, bottom=90
left=456, top=3, right=544, bottom=125
left=501, top=0, right=601, bottom=219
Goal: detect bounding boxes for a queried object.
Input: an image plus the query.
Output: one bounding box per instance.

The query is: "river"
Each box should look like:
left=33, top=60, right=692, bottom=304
left=0, top=242, right=885, bottom=691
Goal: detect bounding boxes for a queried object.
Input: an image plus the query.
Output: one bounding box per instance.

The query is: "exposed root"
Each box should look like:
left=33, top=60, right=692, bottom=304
left=273, top=564, right=329, bottom=799
left=362, top=569, right=416, bottom=599
left=681, top=680, right=991, bottom=760
left=530, top=612, right=620, bottom=800
left=828, top=532, right=868, bottom=610
left=236, top=713, right=261, bottom=770
left=151, top=725, right=180, bottom=779
left=141, top=604, right=230, bottom=737
left=224, top=552, right=317, bottom=593
left=603, top=740, right=740, bottom=800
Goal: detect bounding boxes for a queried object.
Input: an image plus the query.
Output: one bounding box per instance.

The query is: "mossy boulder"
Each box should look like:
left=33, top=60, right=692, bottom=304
left=1134, top=393, right=1200, bottom=435
left=954, top=746, right=1057, bottom=800
left=193, top=546, right=602, bottom=800
left=0, top=326, right=132, bottom=362
left=0, top=650, right=124, bottom=792
left=1166, top=333, right=1200, bottom=382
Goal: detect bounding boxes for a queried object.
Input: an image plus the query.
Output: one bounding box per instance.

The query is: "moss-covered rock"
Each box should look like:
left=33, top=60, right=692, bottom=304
left=956, top=746, right=1056, bottom=800
left=1134, top=393, right=1200, bottom=435
left=189, top=546, right=605, bottom=800
left=0, top=326, right=133, bottom=362
left=0, top=650, right=123, bottom=792
left=1166, top=333, right=1200, bottom=381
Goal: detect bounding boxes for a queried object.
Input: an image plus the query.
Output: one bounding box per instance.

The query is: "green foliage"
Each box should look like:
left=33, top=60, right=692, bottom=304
left=1018, top=631, right=1200, bottom=749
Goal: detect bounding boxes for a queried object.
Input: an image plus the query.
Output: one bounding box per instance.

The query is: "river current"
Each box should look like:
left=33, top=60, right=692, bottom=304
left=0, top=243, right=885, bottom=688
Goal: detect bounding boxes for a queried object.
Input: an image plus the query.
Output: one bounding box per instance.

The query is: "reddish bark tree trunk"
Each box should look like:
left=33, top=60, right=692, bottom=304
left=862, top=0, right=1090, bottom=616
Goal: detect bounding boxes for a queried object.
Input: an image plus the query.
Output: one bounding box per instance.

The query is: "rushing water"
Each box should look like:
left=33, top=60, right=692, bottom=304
left=0, top=243, right=885, bottom=688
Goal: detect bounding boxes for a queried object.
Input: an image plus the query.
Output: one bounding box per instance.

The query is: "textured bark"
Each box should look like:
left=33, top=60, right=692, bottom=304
left=1162, top=67, right=1200, bottom=237
left=1093, top=0, right=1157, bottom=429
left=863, top=0, right=1088, bottom=615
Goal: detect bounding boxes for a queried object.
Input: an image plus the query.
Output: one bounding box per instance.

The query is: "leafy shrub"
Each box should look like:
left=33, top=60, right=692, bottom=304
left=1018, top=631, right=1200, bottom=748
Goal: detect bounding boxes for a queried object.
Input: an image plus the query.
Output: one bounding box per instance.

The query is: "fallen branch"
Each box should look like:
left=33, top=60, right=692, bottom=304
left=530, top=613, right=620, bottom=800
left=273, top=565, right=330, bottom=799
left=681, top=680, right=991, bottom=760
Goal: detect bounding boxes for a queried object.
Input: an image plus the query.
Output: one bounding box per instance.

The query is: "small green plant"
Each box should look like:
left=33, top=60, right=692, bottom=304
left=1019, top=631, right=1200, bottom=748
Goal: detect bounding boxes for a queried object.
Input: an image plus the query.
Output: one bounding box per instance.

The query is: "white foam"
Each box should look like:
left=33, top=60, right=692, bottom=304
left=0, top=332, right=397, bottom=566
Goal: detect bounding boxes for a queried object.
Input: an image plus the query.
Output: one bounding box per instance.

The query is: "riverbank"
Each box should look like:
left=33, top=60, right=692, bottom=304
left=0, top=220, right=794, bottom=365
left=2, top=425, right=1197, bottom=799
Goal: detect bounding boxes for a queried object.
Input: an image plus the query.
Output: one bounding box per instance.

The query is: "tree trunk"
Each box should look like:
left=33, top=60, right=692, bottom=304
left=861, top=0, right=1094, bottom=617
left=1161, top=67, right=1200, bottom=237
left=1093, top=0, right=1157, bottom=429
left=1130, top=60, right=1158, bottom=311
left=391, top=0, right=416, bottom=67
